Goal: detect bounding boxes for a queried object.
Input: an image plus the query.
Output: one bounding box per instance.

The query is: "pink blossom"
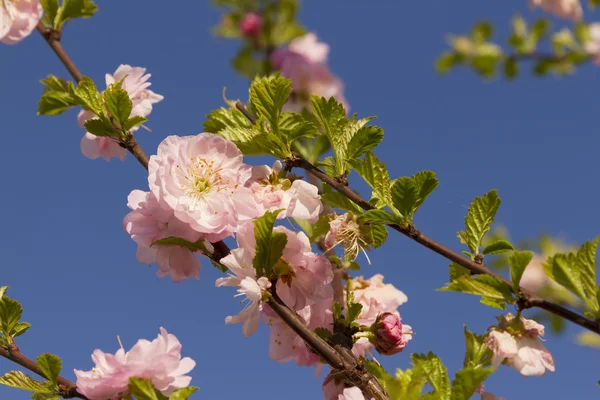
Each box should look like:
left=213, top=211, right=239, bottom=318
left=371, top=312, right=411, bottom=355
left=148, top=134, right=259, bottom=242
left=323, top=379, right=372, bottom=400
left=80, top=65, right=163, bottom=161
left=349, top=274, right=409, bottom=356
left=270, top=33, right=348, bottom=113
left=263, top=297, right=332, bottom=368
left=0, top=0, right=42, bottom=44
left=324, top=213, right=370, bottom=261
left=486, top=315, right=555, bottom=376
left=519, top=254, right=562, bottom=295
left=529, top=0, right=582, bottom=21
left=74, top=328, right=195, bottom=400
left=584, top=23, right=600, bottom=65
left=248, top=161, right=322, bottom=223
left=240, top=12, right=263, bottom=38
left=123, top=190, right=203, bottom=282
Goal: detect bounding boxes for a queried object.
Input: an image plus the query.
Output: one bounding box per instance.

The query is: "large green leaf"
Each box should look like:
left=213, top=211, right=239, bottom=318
left=463, top=326, right=492, bottom=368
left=0, top=371, right=54, bottom=395
left=458, top=190, right=501, bottom=255
left=310, top=96, right=348, bottom=176
left=36, top=354, right=62, bottom=385
left=103, top=82, right=132, bottom=131
left=73, top=77, right=104, bottom=117
left=451, top=367, right=493, bottom=400
left=352, top=152, right=392, bottom=208
left=249, top=75, right=291, bottom=134
left=411, top=353, right=451, bottom=400
left=439, top=274, right=514, bottom=310
left=345, top=125, right=384, bottom=160
left=0, top=297, right=23, bottom=335
left=37, top=75, right=76, bottom=116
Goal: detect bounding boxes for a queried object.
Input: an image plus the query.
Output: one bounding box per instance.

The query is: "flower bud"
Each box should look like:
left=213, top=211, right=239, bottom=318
left=371, top=312, right=410, bottom=355
left=240, top=13, right=264, bottom=38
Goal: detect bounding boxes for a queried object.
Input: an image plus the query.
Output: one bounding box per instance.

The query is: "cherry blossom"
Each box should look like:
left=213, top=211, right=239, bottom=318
left=324, top=212, right=369, bottom=261
left=584, top=23, right=600, bottom=64
left=80, top=65, right=163, bottom=161
left=74, top=328, right=195, bottom=400
left=240, top=12, right=263, bottom=38
left=248, top=161, right=322, bottom=222
left=371, top=312, right=411, bottom=355
left=486, top=314, right=555, bottom=376
left=0, top=0, right=42, bottom=44
left=270, top=33, right=348, bottom=112
left=529, top=0, right=582, bottom=21
left=148, top=133, right=259, bottom=242
left=123, top=190, right=203, bottom=282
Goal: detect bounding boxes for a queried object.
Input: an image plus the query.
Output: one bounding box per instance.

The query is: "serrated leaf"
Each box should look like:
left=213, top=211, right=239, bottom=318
left=314, top=327, right=332, bottom=340
left=353, top=152, right=392, bottom=209
left=309, top=215, right=331, bottom=244
left=345, top=125, right=384, bottom=161
left=346, top=302, right=363, bottom=325
left=311, top=96, right=349, bottom=176
left=544, top=253, right=587, bottom=302
left=204, top=107, right=267, bottom=155
left=0, top=297, right=23, bottom=335
left=104, top=83, right=132, bottom=130
left=13, top=322, right=31, bottom=338
left=253, top=210, right=287, bottom=276
left=482, top=240, right=514, bottom=255
left=36, top=354, right=61, bottom=385
left=123, top=115, right=148, bottom=132
left=41, top=0, right=59, bottom=27
left=390, top=177, right=418, bottom=220
left=169, top=387, right=199, bottom=400
left=412, top=171, right=439, bottom=211
left=249, top=75, right=291, bottom=134
left=411, top=353, right=451, bottom=400
left=363, top=360, right=428, bottom=400
left=55, top=0, right=98, bottom=29
left=451, top=367, right=493, bottom=400
left=509, top=250, right=533, bottom=292
left=0, top=371, right=54, bottom=394
left=73, top=77, right=104, bottom=116
left=321, top=189, right=362, bottom=213
left=576, top=237, right=600, bottom=311
left=358, top=209, right=402, bottom=226
left=449, top=262, right=470, bottom=280
left=461, top=190, right=501, bottom=254
left=439, top=274, right=514, bottom=310
left=37, top=76, right=76, bottom=116
left=463, top=326, right=492, bottom=368
left=83, top=118, right=118, bottom=138
left=332, top=301, right=342, bottom=321
left=128, top=378, right=168, bottom=400
left=371, top=225, right=388, bottom=249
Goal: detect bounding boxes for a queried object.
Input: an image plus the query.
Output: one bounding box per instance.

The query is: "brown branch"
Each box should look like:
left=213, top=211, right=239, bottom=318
left=291, top=156, right=600, bottom=334
left=0, top=346, right=88, bottom=399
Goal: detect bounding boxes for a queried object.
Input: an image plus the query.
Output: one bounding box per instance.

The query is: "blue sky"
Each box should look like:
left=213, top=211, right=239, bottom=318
left=1, top=1, right=599, bottom=399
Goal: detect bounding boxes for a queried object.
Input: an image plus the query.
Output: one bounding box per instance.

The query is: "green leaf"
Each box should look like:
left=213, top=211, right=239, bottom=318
left=36, top=354, right=62, bottom=385
left=363, top=360, right=428, bottom=400
left=0, top=297, right=23, bottom=335
left=509, top=250, right=533, bottom=292
left=151, top=237, right=209, bottom=253
left=439, top=274, right=514, bottom=310
left=73, top=77, right=104, bottom=116
left=169, top=387, right=199, bottom=400
left=471, top=21, right=493, bottom=43
left=451, top=367, right=493, bottom=400
left=463, top=326, right=492, bottom=368
left=41, top=0, right=59, bottom=27
left=12, top=322, right=31, bottom=338
left=253, top=210, right=287, bottom=276
left=411, top=353, right=451, bottom=400
left=311, top=96, right=349, bottom=176
left=128, top=378, right=168, bottom=400
left=249, top=75, right=291, bottom=133
left=0, top=371, right=54, bottom=394
left=346, top=300, right=363, bottom=326
left=544, top=253, right=586, bottom=302
left=576, top=237, right=600, bottom=311
left=449, top=262, right=470, bottom=280
left=0, top=287, right=7, bottom=300
left=345, top=125, right=384, bottom=161
left=37, top=76, right=76, bottom=116
left=503, top=58, right=518, bottom=79
left=370, top=225, right=388, bottom=248
left=390, top=171, right=438, bottom=222
left=55, top=0, right=98, bottom=29
left=576, top=331, right=600, bottom=348
left=482, top=240, right=514, bottom=255
left=232, top=46, right=265, bottom=80
left=123, top=115, right=148, bottom=132
left=321, top=189, right=363, bottom=213
left=459, top=190, right=501, bottom=255
left=332, top=301, right=342, bottom=321
left=204, top=106, right=268, bottom=155
left=358, top=209, right=402, bottom=226
left=353, top=152, right=392, bottom=208
left=436, top=51, right=463, bottom=74
left=83, top=118, right=118, bottom=138
left=309, top=215, right=332, bottom=244
left=103, top=83, right=132, bottom=130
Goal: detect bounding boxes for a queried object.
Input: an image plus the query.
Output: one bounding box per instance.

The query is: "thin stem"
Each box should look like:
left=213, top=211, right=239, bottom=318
left=0, top=346, right=88, bottom=399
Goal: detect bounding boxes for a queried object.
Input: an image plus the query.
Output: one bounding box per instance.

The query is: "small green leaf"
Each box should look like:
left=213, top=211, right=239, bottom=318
left=576, top=237, right=600, bottom=311
left=253, top=210, right=287, bottom=276
left=439, top=274, right=514, bottom=310
left=358, top=209, right=402, bottom=226
left=123, top=115, right=148, bottom=132
left=504, top=58, right=518, bottom=79
left=55, top=0, right=98, bottom=29
left=314, top=327, right=332, bottom=340
left=471, top=21, right=493, bottom=43
left=449, top=262, right=470, bottom=280
left=0, top=287, right=7, bottom=300
left=128, top=378, right=168, bottom=400
left=12, top=322, right=31, bottom=338
left=332, top=301, right=342, bottom=321
left=37, top=76, right=76, bottom=116
left=169, top=387, right=199, bottom=400
left=390, top=171, right=438, bottom=222
left=411, top=353, right=451, bottom=400
left=451, top=367, right=493, bottom=400
left=103, top=83, right=132, bottom=130
left=436, top=51, right=463, bottom=74
left=0, top=297, right=23, bottom=335
left=353, top=152, right=392, bottom=208
left=463, top=326, right=492, bottom=368
left=249, top=75, right=291, bottom=134
left=346, top=302, right=363, bottom=326
left=482, top=240, right=514, bottom=255
left=83, top=119, right=118, bottom=138
left=509, top=250, right=533, bottom=292
left=310, top=96, right=349, bottom=176
left=0, top=371, right=54, bottom=394
left=345, top=125, right=384, bottom=161
left=36, top=354, right=62, bottom=385
left=73, top=77, right=104, bottom=116
left=370, top=225, right=388, bottom=248
left=459, top=190, right=501, bottom=255
left=41, top=0, right=59, bottom=27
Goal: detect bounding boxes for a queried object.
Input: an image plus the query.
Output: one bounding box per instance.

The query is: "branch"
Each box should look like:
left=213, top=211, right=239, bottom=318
left=292, top=156, right=600, bottom=334
left=0, top=346, right=88, bottom=399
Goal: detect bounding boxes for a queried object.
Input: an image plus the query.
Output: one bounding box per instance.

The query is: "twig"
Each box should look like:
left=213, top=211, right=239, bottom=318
left=0, top=346, right=88, bottom=399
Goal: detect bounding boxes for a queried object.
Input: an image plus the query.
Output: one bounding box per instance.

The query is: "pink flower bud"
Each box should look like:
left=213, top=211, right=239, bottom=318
left=240, top=13, right=264, bottom=38
left=372, top=313, right=410, bottom=355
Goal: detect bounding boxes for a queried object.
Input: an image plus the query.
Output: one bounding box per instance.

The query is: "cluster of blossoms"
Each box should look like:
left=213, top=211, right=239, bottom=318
left=0, top=0, right=42, bottom=44
left=74, top=328, right=195, bottom=399
left=485, top=314, right=555, bottom=377
left=271, top=33, right=348, bottom=112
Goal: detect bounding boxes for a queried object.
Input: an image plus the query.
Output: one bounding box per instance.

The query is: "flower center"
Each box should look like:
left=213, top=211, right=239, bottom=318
left=183, top=157, right=225, bottom=199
